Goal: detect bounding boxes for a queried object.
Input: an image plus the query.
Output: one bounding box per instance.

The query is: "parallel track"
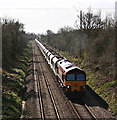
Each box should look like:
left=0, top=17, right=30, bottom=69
left=33, top=43, right=60, bottom=120
left=33, top=45, right=45, bottom=119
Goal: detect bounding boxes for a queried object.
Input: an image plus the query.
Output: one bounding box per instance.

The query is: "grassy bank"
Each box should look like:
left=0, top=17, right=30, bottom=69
left=2, top=43, right=31, bottom=119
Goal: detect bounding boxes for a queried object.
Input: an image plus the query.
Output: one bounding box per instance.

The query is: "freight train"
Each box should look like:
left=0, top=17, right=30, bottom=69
left=35, top=39, right=86, bottom=94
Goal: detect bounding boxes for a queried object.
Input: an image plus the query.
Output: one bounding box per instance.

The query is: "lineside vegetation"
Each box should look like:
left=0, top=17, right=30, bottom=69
left=41, top=10, right=117, bottom=116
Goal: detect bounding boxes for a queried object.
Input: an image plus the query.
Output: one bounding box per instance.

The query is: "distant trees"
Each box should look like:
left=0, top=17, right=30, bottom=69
left=41, top=10, right=115, bottom=78
left=74, top=10, right=115, bottom=77
left=75, top=10, right=104, bottom=36
left=41, top=28, right=88, bottom=57
left=82, top=12, right=103, bottom=29
left=75, top=9, right=115, bottom=34
left=103, top=15, right=115, bottom=29
left=57, top=26, right=74, bottom=33
left=46, top=30, right=54, bottom=45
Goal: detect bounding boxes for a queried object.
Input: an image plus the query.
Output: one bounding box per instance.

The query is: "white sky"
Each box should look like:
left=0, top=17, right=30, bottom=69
left=0, top=0, right=116, bottom=34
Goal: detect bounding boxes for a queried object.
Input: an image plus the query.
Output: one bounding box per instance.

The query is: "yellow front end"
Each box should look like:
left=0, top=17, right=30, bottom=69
left=65, top=81, right=86, bottom=92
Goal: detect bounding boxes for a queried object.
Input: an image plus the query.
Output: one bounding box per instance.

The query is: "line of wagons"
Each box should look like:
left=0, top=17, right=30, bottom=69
left=35, top=39, right=86, bottom=94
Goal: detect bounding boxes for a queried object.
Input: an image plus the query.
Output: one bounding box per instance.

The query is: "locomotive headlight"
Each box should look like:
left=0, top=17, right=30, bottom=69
left=67, top=86, right=70, bottom=88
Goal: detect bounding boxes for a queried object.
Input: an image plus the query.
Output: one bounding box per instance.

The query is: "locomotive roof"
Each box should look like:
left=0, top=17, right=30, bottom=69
left=44, top=49, right=49, bottom=53
left=47, top=52, right=51, bottom=56
left=52, top=56, right=64, bottom=64
left=50, top=54, right=54, bottom=60
left=53, top=57, right=59, bottom=64
left=58, top=59, right=83, bottom=73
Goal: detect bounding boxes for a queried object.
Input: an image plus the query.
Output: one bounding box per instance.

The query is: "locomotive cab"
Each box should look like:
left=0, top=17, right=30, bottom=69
left=65, top=68, right=86, bottom=93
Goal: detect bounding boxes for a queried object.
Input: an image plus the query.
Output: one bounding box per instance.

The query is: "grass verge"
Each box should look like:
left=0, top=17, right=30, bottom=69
left=2, top=43, right=31, bottom=119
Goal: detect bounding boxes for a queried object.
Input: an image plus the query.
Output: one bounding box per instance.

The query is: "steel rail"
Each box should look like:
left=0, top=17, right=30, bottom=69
left=84, top=104, right=97, bottom=120
left=81, top=97, right=97, bottom=120
left=68, top=100, right=81, bottom=120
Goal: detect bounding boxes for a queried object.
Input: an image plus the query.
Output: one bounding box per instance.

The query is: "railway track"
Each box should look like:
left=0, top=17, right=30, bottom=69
left=69, top=98, right=97, bottom=120
left=34, top=41, right=97, bottom=119
left=33, top=44, right=60, bottom=119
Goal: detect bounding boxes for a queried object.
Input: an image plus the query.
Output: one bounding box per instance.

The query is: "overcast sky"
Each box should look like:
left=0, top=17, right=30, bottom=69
left=0, top=0, right=116, bottom=34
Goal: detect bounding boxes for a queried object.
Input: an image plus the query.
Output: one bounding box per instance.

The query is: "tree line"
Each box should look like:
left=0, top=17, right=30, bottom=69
left=41, top=10, right=115, bottom=79
left=1, top=18, right=35, bottom=69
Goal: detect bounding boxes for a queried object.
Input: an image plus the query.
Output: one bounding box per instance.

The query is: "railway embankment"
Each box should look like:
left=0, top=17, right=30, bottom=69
left=2, top=43, right=31, bottom=119
left=78, top=58, right=117, bottom=117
